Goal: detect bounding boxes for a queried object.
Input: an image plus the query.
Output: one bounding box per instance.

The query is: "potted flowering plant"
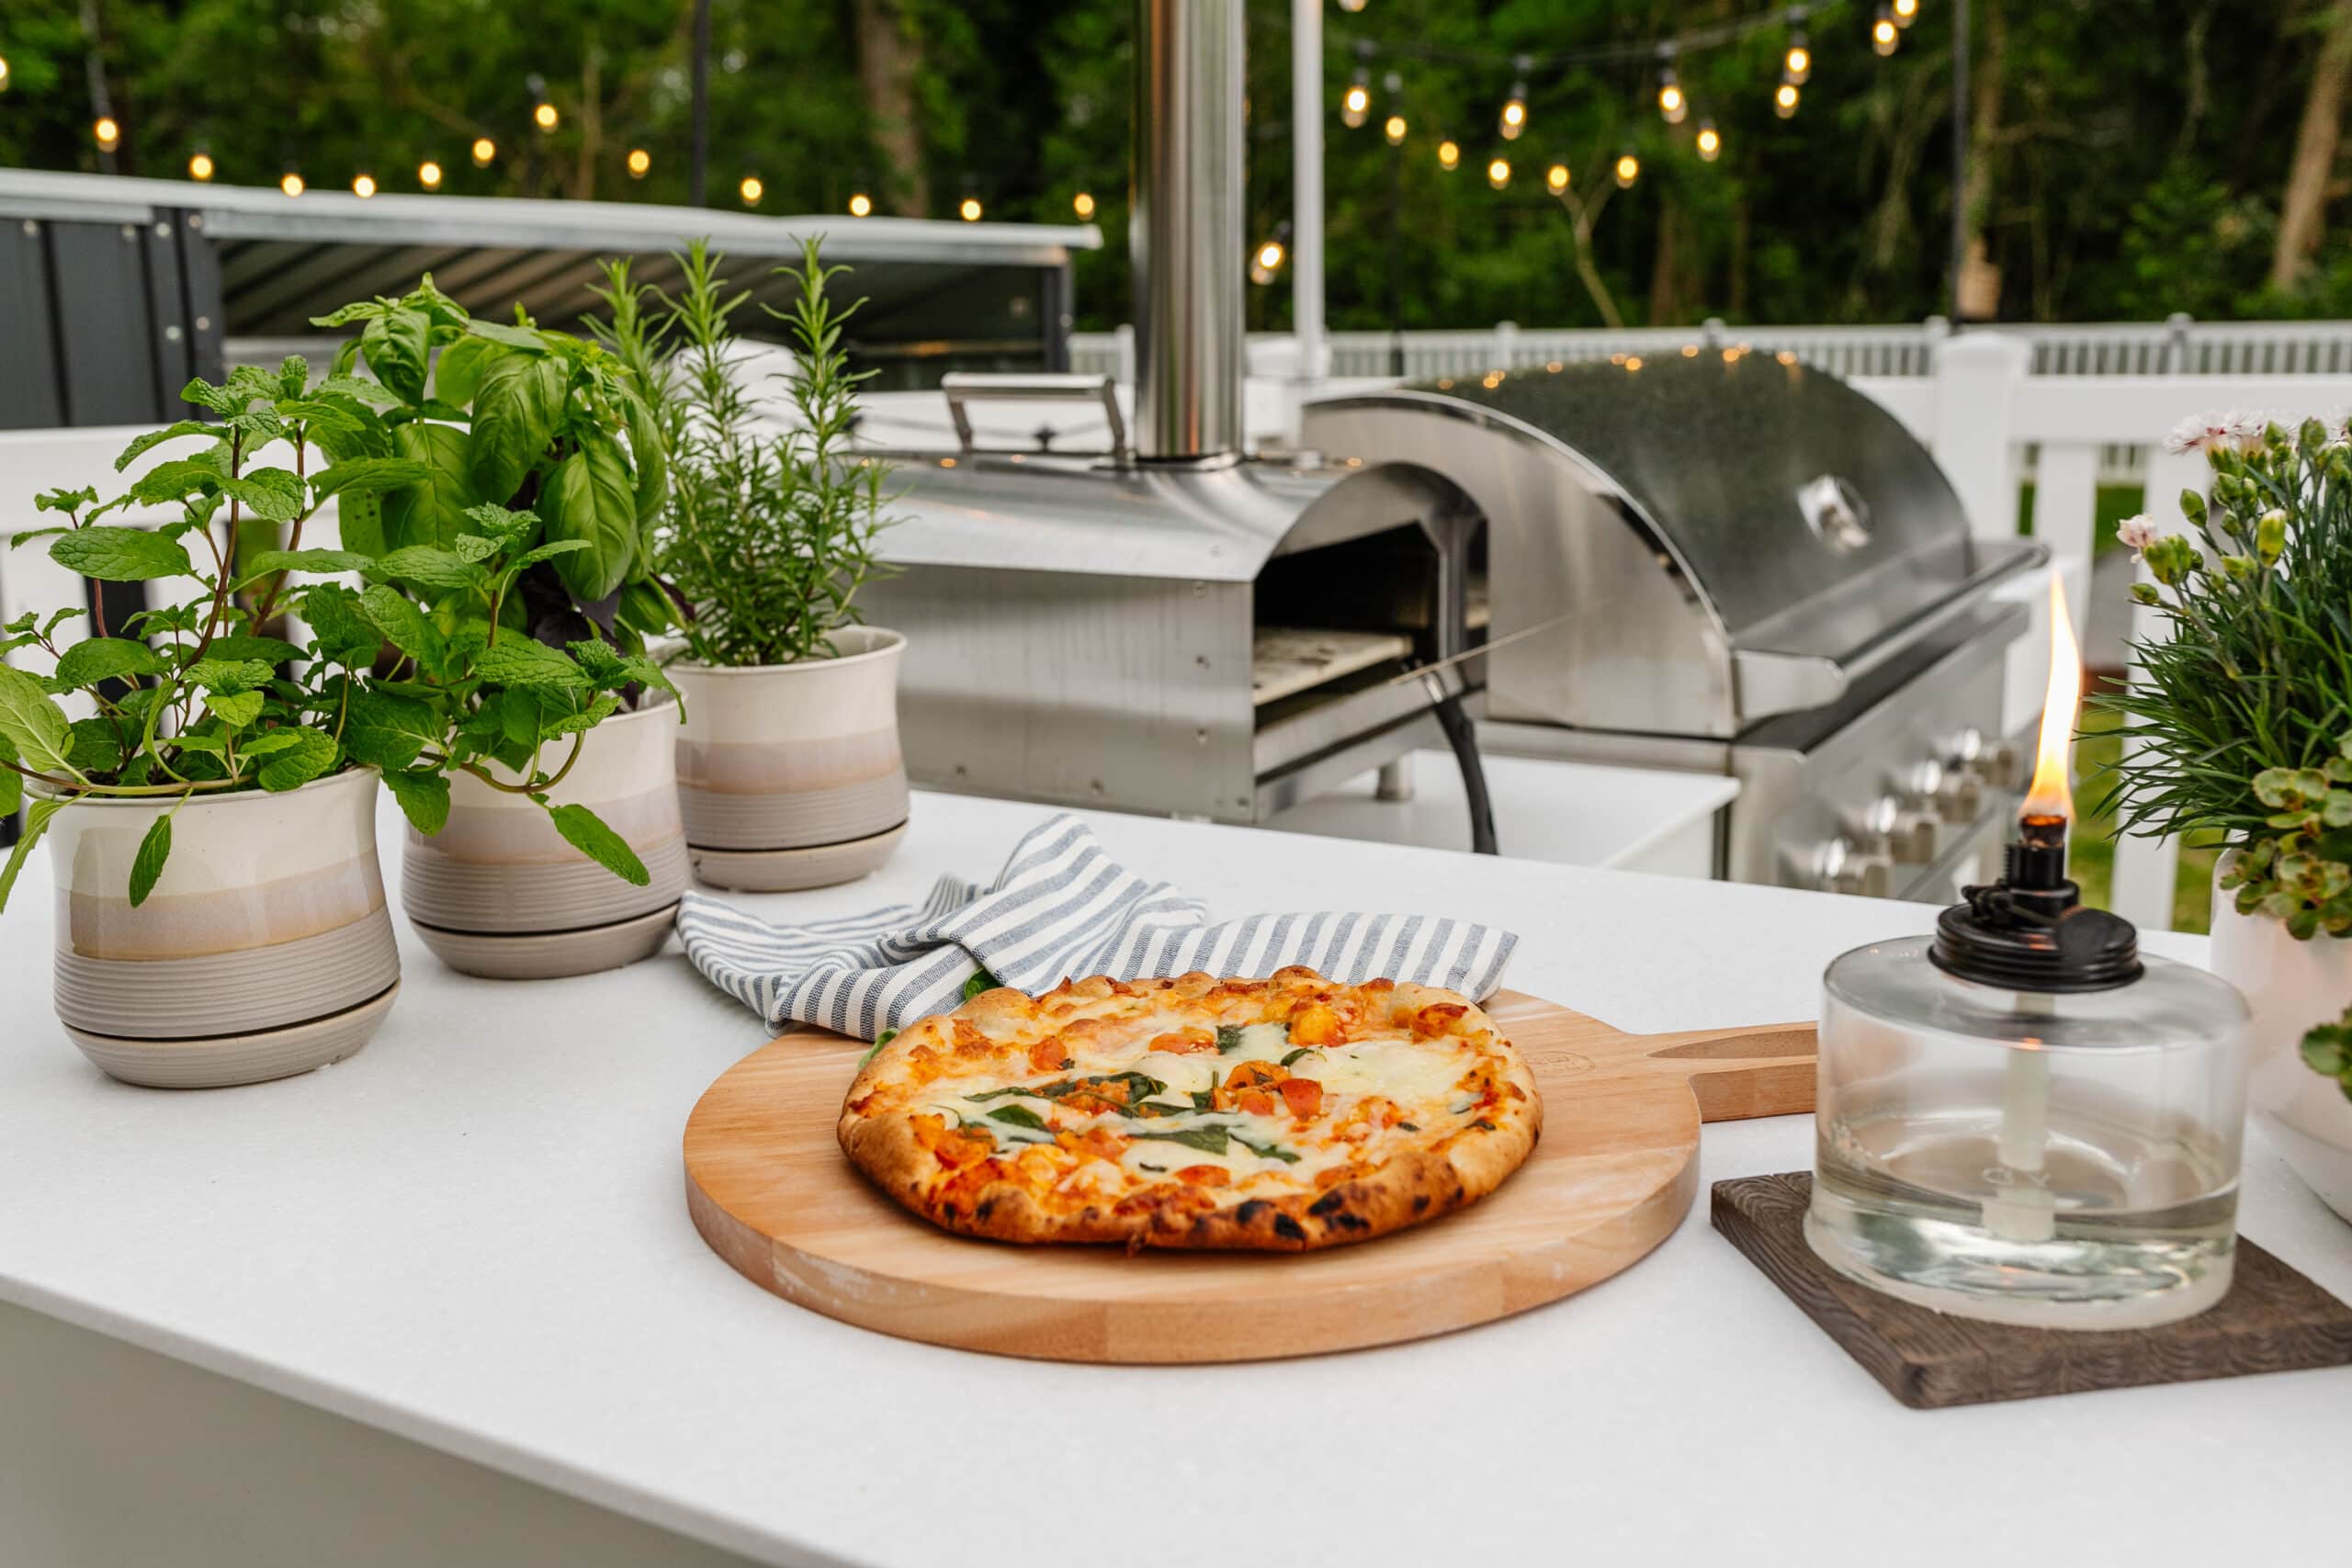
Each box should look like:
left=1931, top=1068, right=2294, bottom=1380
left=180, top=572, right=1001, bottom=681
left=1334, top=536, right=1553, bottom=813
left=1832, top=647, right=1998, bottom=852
left=594, top=238, right=906, bottom=893
left=2098, top=409, right=2352, bottom=1219
left=311, top=278, right=689, bottom=977
left=0, top=353, right=654, bottom=1085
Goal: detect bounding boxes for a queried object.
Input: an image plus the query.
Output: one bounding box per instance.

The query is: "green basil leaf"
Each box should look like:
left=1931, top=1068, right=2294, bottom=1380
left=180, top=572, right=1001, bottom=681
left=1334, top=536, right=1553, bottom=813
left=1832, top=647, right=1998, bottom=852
left=0, top=665, right=75, bottom=774
left=1232, top=1133, right=1300, bottom=1165
left=962, top=967, right=1003, bottom=1002
left=127, top=811, right=173, bottom=908
left=1125, top=1125, right=1230, bottom=1156
left=1216, top=1024, right=1247, bottom=1054
left=432, top=336, right=499, bottom=408
left=988, top=1104, right=1049, bottom=1130
left=255, top=727, right=339, bottom=792
left=380, top=422, right=474, bottom=551
left=537, top=439, right=638, bottom=603
left=547, top=802, right=650, bottom=886
left=0, top=797, right=63, bottom=913
left=51, top=637, right=170, bottom=689
left=468, top=354, right=566, bottom=505
left=50, top=527, right=194, bottom=582
left=624, top=392, right=667, bottom=520
left=362, top=308, right=431, bottom=403
left=381, top=767, right=451, bottom=835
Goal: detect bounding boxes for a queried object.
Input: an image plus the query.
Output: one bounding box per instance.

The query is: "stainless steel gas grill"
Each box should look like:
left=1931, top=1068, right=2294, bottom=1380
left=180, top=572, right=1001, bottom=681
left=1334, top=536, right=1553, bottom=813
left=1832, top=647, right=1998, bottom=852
left=1301, top=356, right=2046, bottom=899
left=858, top=0, right=1487, bottom=829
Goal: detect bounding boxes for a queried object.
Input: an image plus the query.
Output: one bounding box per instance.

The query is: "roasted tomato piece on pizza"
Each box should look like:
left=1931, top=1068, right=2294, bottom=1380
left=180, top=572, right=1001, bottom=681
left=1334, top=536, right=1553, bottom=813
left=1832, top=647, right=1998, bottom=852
left=837, top=966, right=1541, bottom=1251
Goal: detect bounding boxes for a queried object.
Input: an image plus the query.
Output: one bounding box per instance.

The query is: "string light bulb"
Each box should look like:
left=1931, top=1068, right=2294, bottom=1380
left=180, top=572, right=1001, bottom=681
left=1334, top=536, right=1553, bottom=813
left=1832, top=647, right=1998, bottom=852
left=471, top=137, right=496, bottom=166
left=1342, top=67, right=1371, bottom=130
left=1250, top=233, right=1287, bottom=285
left=1696, top=120, right=1722, bottom=162
left=1657, top=64, right=1687, bottom=126
left=418, top=159, right=444, bottom=189
left=1071, top=190, right=1095, bottom=220
left=187, top=151, right=216, bottom=182
left=740, top=175, right=763, bottom=206
left=849, top=191, right=873, bottom=217
left=1873, top=6, right=1900, bottom=54
left=280, top=169, right=305, bottom=197
left=1437, top=138, right=1461, bottom=171
left=1486, top=156, right=1511, bottom=190
left=1775, top=80, right=1801, bottom=118
left=351, top=173, right=378, bottom=198
left=626, top=148, right=650, bottom=179
left=1613, top=152, right=1640, bottom=188
left=1545, top=162, right=1570, bottom=194
left=1784, top=31, right=1812, bottom=84
left=1338, top=0, right=1366, bottom=10
left=1383, top=112, right=1407, bottom=145
left=94, top=116, right=120, bottom=152
left=959, top=195, right=982, bottom=221
left=1499, top=84, right=1529, bottom=140
left=0, top=55, right=10, bottom=92
left=534, top=100, right=559, bottom=130
left=1894, top=0, right=1918, bottom=26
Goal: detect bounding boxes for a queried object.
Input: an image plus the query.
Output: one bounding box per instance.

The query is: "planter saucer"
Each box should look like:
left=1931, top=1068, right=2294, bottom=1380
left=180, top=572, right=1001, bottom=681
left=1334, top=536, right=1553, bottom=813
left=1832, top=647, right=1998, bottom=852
left=690, top=821, right=909, bottom=893
left=66, top=980, right=401, bottom=1089
left=411, top=902, right=680, bottom=981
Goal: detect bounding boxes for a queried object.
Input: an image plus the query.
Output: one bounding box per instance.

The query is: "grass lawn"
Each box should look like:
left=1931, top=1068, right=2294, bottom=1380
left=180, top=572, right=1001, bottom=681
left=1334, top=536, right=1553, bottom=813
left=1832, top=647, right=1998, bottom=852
left=2067, top=705, right=2222, bottom=934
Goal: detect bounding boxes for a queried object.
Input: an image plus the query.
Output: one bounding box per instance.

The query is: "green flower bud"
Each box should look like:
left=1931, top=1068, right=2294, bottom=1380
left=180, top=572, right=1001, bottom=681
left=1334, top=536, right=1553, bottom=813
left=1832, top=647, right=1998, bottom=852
left=2129, top=581, right=2161, bottom=606
left=2303, top=418, right=2331, bottom=454
left=2179, top=488, right=2208, bottom=525
left=2331, top=450, right=2352, bottom=484
left=2256, top=509, right=2287, bottom=565
left=2222, top=554, right=2256, bottom=581
left=2145, top=534, right=2199, bottom=586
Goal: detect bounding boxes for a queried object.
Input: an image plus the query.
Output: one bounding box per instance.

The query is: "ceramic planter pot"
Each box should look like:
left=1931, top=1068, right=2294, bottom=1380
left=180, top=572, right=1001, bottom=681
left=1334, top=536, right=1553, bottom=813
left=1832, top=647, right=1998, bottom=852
left=44, top=766, right=400, bottom=1089
left=401, top=695, right=690, bottom=978
left=671, top=626, right=909, bottom=892
left=2212, top=862, right=2352, bottom=1225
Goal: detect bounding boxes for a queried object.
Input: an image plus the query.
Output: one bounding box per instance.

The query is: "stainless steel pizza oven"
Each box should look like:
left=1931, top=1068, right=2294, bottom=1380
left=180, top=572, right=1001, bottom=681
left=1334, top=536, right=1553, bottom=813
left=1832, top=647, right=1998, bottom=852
left=1301, top=356, right=2045, bottom=897
left=858, top=0, right=1482, bottom=824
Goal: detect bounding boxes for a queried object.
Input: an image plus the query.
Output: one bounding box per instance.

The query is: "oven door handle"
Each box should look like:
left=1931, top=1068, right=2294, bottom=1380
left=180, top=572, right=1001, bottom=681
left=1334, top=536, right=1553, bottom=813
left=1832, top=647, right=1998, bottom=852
left=1733, top=538, right=2049, bottom=721
left=940, top=373, right=1130, bottom=464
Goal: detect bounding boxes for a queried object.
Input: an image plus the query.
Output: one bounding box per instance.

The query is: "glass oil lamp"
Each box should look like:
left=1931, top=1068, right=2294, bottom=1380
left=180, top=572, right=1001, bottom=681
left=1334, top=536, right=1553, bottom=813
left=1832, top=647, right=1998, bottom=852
left=1807, top=582, right=2252, bottom=1328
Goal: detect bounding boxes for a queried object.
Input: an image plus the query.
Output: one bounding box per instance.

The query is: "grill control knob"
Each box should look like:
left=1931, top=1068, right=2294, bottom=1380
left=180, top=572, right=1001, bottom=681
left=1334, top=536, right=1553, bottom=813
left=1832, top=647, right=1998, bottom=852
left=1903, top=759, right=1982, bottom=826
left=1947, top=728, right=2024, bottom=794
left=1815, top=837, right=1894, bottom=898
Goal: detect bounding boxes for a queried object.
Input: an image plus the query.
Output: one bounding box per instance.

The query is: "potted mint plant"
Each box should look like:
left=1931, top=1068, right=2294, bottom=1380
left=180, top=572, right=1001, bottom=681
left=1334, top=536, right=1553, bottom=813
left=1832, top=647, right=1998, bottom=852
left=0, top=355, right=658, bottom=1083
left=596, top=238, right=905, bottom=892
left=2098, top=411, right=2352, bottom=1222
left=311, top=279, right=688, bottom=977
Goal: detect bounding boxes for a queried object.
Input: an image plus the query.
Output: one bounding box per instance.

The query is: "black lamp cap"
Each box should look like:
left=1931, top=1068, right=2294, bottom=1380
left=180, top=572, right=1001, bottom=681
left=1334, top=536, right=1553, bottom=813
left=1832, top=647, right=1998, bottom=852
left=1928, top=836, right=2143, bottom=992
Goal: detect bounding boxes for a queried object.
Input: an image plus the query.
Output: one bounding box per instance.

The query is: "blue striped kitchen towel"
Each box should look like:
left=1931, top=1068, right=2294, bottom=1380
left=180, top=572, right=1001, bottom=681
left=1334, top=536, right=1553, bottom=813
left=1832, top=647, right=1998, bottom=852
left=674, top=812, right=1519, bottom=1039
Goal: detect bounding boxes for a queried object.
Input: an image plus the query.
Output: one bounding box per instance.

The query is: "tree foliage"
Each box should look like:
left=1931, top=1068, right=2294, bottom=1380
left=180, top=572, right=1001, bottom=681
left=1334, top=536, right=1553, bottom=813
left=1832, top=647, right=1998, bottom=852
left=3, top=0, right=2349, bottom=329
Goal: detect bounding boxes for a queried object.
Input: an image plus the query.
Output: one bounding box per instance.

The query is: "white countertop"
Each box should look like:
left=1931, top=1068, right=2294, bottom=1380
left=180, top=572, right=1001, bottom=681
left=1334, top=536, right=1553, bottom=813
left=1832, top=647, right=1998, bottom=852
left=2, top=790, right=2346, bottom=1567
left=1264, top=749, right=1738, bottom=867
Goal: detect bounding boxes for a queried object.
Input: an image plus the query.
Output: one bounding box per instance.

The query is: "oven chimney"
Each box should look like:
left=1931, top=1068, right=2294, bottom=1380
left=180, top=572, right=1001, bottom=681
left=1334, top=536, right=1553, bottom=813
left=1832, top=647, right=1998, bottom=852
left=1131, top=0, right=1246, bottom=462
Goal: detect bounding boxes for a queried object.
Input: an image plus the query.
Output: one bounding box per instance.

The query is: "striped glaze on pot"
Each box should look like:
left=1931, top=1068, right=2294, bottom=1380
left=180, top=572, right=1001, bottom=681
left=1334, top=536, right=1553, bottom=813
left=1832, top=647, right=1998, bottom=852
left=43, top=765, right=399, bottom=1084
left=401, top=694, right=689, bottom=952
left=670, top=626, right=909, bottom=857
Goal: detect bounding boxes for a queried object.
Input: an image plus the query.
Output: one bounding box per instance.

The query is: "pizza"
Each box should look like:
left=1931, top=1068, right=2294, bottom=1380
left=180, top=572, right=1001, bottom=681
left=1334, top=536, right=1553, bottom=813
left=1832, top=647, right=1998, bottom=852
left=837, top=966, right=1540, bottom=1251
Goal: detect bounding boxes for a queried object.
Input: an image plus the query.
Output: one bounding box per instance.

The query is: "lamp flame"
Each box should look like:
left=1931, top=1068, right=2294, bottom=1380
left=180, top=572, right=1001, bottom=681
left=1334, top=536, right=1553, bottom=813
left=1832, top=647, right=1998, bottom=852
left=2023, top=575, right=2082, bottom=821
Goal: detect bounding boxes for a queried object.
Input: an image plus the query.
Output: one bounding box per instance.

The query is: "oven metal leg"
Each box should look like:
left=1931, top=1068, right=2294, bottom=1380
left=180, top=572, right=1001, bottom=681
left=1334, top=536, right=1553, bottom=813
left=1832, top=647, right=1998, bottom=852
left=1374, top=755, right=1414, bottom=802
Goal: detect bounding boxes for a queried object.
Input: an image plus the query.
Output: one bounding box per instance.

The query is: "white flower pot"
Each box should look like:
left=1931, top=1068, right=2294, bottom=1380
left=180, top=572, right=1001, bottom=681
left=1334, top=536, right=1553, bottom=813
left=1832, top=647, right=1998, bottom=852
left=401, top=694, right=689, bottom=978
left=670, top=626, right=909, bottom=891
left=2211, top=864, right=2352, bottom=1224
left=43, top=766, right=401, bottom=1088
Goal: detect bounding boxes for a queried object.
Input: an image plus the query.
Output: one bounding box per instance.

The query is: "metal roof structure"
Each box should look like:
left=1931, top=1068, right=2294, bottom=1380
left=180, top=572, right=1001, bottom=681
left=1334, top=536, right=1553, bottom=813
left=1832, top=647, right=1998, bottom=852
left=0, top=167, right=1100, bottom=344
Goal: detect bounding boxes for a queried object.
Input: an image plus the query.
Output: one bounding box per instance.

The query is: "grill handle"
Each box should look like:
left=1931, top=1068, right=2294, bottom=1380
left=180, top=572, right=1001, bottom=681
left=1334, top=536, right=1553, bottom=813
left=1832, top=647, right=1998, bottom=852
left=940, top=373, right=1130, bottom=463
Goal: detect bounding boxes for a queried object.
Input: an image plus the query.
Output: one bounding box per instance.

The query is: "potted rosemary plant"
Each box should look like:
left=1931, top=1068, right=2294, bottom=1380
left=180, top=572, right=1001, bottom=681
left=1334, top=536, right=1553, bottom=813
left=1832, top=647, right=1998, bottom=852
left=312, top=279, right=689, bottom=977
left=2100, top=411, right=2352, bottom=1220
left=0, top=352, right=657, bottom=1083
left=598, top=239, right=905, bottom=892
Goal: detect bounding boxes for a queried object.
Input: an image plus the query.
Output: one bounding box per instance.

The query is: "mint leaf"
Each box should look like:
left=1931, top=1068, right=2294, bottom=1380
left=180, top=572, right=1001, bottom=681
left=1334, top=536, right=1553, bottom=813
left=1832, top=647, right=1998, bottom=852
left=547, top=802, right=650, bottom=886
left=236, top=730, right=305, bottom=759
left=476, top=637, right=587, bottom=690
left=114, top=421, right=222, bottom=471
left=50, top=527, right=194, bottom=582
left=358, top=584, right=447, bottom=669
left=242, top=547, right=373, bottom=579
left=301, top=583, right=384, bottom=667
left=371, top=547, right=489, bottom=594
left=539, top=694, right=618, bottom=739
left=52, top=637, right=170, bottom=689
left=255, top=727, right=338, bottom=791
left=205, top=690, right=265, bottom=728
left=381, top=768, right=451, bottom=834
left=182, top=658, right=274, bottom=694
left=64, top=717, right=126, bottom=773
left=311, top=457, right=430, bottom=502
left=128, top=811, right=173, bottom=907
left=342, top=687, right=438, bottom=771
left=0, top=797, right=62, bottom=913
left=0, top=665, right=74, bottom=774
left=202, top=634, right=302, bottom=666
left=218, top=468, right=306, bottom=524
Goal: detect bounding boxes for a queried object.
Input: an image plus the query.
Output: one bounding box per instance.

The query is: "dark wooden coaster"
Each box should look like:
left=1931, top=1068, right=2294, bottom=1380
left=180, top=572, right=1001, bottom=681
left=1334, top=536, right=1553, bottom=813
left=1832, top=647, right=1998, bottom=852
left=1712, top=1171, right=2352, bottom=1409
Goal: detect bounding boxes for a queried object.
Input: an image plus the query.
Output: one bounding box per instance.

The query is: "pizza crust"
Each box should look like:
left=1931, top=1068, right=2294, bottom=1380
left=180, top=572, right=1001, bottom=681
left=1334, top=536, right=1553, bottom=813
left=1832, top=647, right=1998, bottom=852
left=838, top=968, right=1542, bottom=1252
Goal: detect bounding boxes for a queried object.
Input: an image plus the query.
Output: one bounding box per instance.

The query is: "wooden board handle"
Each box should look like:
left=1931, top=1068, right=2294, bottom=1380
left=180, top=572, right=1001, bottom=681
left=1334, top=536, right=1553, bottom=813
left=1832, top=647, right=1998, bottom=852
left=1642, top=1021, right=1817, bottom=1123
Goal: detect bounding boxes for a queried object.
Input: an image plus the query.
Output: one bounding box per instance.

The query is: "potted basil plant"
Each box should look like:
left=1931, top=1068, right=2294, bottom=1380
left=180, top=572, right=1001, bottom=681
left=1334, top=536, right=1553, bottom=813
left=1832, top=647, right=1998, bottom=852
left=595, top=238, right=906, bottom=893
left=311, top=278, right=687, bottom=977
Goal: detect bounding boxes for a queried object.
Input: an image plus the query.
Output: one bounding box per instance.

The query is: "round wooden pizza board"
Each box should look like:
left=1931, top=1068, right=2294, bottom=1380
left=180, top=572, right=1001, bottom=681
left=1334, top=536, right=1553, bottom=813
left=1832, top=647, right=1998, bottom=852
left=683, top=991, right=1815, bottom=1363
